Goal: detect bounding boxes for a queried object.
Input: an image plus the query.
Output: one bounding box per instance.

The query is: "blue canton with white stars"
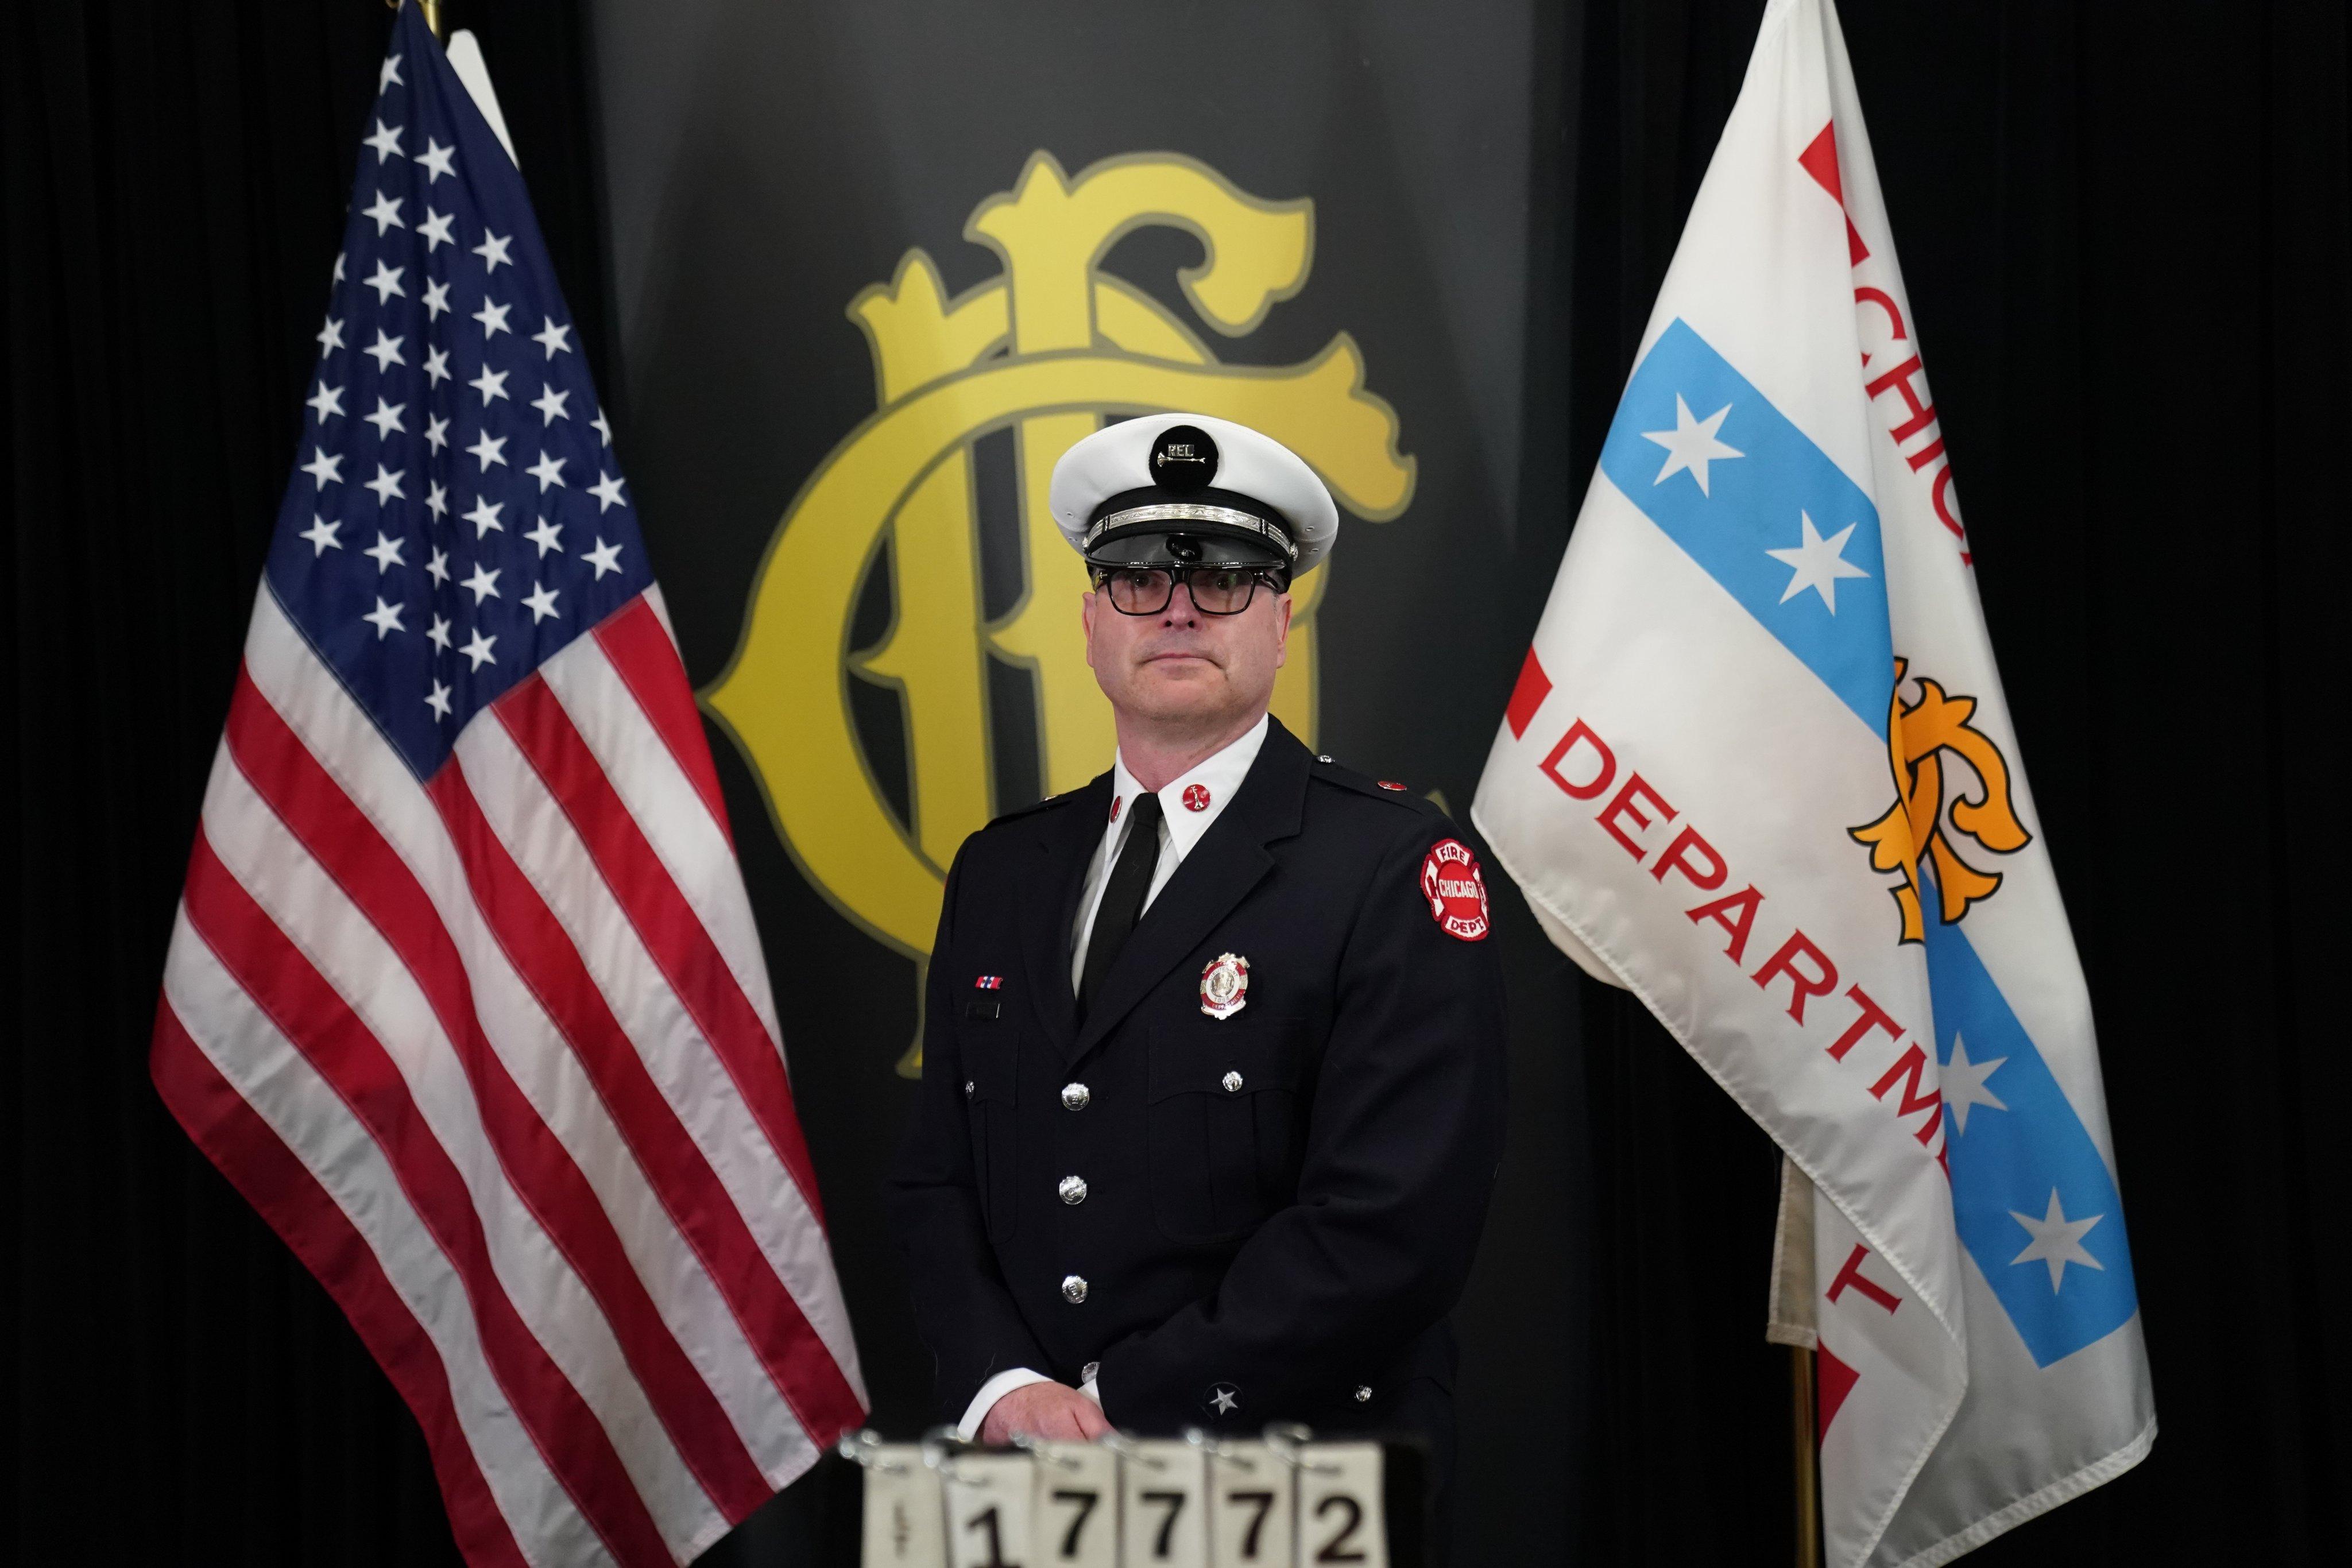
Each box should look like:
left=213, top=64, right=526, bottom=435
left=267, top=2, right=652, bottom=781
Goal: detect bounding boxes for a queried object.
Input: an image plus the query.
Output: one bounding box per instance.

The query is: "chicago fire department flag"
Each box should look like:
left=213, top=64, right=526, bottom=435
left=149, top=7, right=865, bottom=1564
left=1472, top=0, right=2154, bottom=1561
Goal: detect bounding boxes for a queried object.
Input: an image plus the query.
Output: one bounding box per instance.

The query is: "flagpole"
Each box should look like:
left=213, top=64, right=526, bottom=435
left=1791, top=1346, right=1823, bottom=1568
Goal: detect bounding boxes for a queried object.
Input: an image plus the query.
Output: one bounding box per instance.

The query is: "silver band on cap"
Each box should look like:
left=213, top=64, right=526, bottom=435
left=1083, top=502, right=1297, bottom=561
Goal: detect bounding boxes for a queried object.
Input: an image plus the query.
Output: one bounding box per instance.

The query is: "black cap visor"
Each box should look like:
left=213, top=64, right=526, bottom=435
left=1081, top=485, right=1296, bottom=571
left=1084, top=529, right=1291, bottom=577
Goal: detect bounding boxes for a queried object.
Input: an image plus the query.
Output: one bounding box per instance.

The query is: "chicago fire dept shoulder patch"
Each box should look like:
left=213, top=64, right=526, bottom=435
left=1421, top=839, right=1491, bottom=942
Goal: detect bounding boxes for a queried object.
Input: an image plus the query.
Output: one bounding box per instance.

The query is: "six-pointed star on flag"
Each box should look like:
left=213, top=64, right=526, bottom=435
left=1942, top=1033, right=2010, bottom=1137
left=1766, top=509, right=1872, bottom=612
left=1643, top=393, right=1743, bottom=495
left=2010, top=1188, right=2106, bottom=1292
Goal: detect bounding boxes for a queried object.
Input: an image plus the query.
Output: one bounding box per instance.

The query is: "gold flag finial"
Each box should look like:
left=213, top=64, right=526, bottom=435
left=387, top=0, right=445, bottom=42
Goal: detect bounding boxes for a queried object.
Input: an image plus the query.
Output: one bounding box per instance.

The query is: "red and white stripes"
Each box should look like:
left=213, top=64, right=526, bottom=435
left=154, top=584, right=866, bottom=1567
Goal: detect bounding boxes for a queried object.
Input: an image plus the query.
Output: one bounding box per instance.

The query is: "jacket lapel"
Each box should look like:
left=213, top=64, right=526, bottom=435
left=1068, top=720, right=1310, bottom=1063
left=1017, top=773, right=1109, bottom=1056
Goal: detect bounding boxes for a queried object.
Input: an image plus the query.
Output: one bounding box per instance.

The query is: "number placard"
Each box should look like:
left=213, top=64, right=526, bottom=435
left=1207, top=1442, right=1294, bottom=1568
left=1030, top=1441, right=1118, bottom=1568
left=1298, top=1444, right=1384, bottom=1568
left=858, top=1445, right=947, bottom=1568
left=1117, top=1439, right=1208, bottom=1568
left=945, top=1453, right=1036, bottom=1568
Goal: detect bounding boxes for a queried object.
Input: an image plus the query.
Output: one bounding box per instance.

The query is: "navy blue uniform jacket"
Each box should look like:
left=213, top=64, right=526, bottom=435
left=887, top=717, right=1507, bottom=1455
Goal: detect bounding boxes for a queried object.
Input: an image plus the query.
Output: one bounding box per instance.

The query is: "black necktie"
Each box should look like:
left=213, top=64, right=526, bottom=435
left=1078, top=790, right=1165, bottom=1016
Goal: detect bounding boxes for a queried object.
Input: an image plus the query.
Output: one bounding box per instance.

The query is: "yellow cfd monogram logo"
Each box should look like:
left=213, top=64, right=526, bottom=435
left=1850, top=658, right=2032, bottom=942
left=706, top=151, right=1413, bottom=997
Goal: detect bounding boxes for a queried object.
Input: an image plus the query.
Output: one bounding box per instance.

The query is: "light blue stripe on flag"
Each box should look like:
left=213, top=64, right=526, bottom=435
left=1599, top=319, right=1894, bottom=737
left=1601, top=319, right=2138, bottom=1366
left=1920, top=891, right=2140, bottom=1365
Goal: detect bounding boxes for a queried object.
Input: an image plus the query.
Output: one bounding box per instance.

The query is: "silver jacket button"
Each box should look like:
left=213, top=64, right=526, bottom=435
left=1058, top=1175, right=1089, bottom=1205
left=964, top=1080, right=976, bottom=1097
left=1062, top=1275, right=1089, bottom=1304
left=1221, top=1070, right=1244, bottom=1093
left=1354, top=1384, right=1373, bottom=1403
left=1060, top=1082, right=1090, bottom=1111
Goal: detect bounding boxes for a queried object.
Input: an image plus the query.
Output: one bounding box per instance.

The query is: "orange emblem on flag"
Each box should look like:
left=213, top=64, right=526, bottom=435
left=1851, top=658, right=2032, bottom=943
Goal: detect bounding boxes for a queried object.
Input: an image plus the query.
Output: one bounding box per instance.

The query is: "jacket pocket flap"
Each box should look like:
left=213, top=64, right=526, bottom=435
left=1147, top=1016, right=1305, bottom=1102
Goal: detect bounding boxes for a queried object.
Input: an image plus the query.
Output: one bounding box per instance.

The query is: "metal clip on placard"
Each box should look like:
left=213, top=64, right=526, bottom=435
left=1261, top=1422, right=1335, bottom=1474
left=1183, top=1426, right=1250, bottom=1464
left=1012, top=1430, right=1085, bottom=1471
left=919, top=1426, right=981, bottom=1483
left=1097, top=1428, right=1168, bottom=1468
left=840, top=1428, right=911, bottom=1473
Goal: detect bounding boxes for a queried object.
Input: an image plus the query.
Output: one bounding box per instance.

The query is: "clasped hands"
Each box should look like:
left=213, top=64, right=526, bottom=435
left=977, top=1380, right=1112, bottom=1444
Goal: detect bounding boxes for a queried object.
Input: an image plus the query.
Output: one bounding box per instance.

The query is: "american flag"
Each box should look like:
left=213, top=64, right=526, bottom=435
left=149, top=9, right=866, bottom=1563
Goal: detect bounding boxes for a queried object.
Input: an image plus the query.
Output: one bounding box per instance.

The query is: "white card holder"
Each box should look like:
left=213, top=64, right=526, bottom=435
left=1203, top=1439, right=1295, bottom=1568
left=845, top=1439, right=946, bottom=1568
left=1026, top=1438, right=1120, bottom=1568
left=1114, top=1437, right=1210, bottom=1568
left=1291, top=1441, right=1386, bottom=1568
left=941, top=1451, right=1038, bottom=1568
left=842, top=1426, right=1391, bottom=1568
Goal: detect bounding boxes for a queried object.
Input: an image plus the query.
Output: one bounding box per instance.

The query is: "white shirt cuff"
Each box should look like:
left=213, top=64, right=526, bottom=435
left=957, top=1367, right=1057, bottom=1442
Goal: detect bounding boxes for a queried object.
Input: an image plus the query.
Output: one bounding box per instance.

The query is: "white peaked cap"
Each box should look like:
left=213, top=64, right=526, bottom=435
left=1048, top=412, right=1340, bottom=579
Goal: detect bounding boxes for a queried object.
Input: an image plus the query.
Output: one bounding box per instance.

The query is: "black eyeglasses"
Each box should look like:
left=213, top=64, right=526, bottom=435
left=1093, top=565, right=1282, bottom=616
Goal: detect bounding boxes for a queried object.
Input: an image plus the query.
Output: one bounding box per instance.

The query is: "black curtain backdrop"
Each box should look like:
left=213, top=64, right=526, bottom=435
left=7, top=3, right=2346, bottom=1566
left=5, top=2, right=609, bottom=1562
left=1550, top=2, right=2352, bottom=1563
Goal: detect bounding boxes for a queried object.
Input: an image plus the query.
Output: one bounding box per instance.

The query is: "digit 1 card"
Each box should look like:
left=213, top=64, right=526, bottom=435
left=942, top=1453, right=1035, bottom=1568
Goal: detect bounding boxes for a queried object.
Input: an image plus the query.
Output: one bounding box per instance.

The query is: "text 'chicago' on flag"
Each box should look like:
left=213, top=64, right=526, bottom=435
left=149, top=7, right=866, bottom=1565
left=1472, top=1, right=2153, bottom=1563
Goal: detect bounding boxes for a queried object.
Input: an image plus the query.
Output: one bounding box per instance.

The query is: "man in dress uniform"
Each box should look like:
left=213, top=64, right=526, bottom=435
left=887, top=412, right=1508, bottom=1498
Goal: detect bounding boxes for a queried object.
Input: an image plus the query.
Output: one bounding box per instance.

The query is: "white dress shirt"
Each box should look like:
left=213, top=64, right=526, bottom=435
left=956, top=714, right=1272, bottom=1440
left=1067, top=715, right=1271, bottom=994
